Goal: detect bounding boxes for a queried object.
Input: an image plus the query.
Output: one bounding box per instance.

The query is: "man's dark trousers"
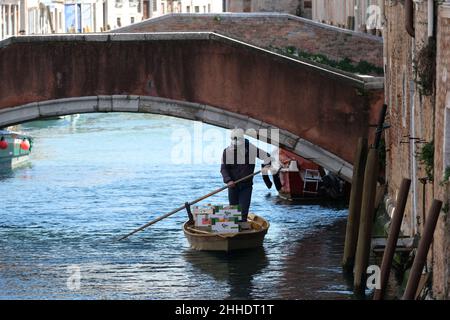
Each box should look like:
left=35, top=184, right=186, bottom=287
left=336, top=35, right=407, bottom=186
left=228, top=184, right=252, bottom=222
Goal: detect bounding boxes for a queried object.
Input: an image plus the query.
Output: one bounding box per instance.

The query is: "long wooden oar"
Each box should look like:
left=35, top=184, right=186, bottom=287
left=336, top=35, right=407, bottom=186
left=118, top=170, right=262, bottom=241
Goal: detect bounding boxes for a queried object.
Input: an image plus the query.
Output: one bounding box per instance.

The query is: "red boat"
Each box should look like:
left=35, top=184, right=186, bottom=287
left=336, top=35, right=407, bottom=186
left=277, top=148, right=349, bottom=202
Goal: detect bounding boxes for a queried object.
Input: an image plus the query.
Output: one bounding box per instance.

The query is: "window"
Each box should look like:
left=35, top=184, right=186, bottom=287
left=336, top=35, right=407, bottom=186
left=186, top=5, right=190, bottom=13
left=117, top=17, right=121, bottom=27
left=131, top=17, right=135, bottom=24
left=208, top=4, right=211, bottom=12
left=195, top=6, right=199, bottom=13
left=203, top=5, right=206, bottom=13
left=161, top=3, right=165, bottom=14
left=153, top=0, right=157, bottom=12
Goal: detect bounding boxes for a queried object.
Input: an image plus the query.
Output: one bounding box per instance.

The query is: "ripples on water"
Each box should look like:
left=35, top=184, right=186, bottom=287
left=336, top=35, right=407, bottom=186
left=0, top=113, right=352, bottom=300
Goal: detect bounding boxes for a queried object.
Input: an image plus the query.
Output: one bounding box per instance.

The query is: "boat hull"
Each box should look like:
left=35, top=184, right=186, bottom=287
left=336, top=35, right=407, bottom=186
left=0, top=130, right=32, bottom=172
left=0, top=154, right=30, bottom=170
left=183, top=213, right=269, bottom=252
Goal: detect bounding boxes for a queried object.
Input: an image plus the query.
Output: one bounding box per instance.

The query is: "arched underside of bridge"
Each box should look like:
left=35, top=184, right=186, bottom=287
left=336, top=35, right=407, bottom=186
left=0, top=32, right=385, bottom=182
left=0, top=96, right=354, bottom=181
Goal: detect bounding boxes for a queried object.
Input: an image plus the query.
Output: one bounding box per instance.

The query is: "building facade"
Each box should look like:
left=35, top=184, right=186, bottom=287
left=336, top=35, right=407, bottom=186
left=311, top=0, right=383, bottom=33
left=0, top=0, right=223, bottom=38
left=224, top=0, right=384, bottom=35
left=225, top=0, right=309, bottom=17
left=383, top=0, right=450, bottom=299
left=154, top=0, right=223, bottom=16
left=2, top=0, right=102, bottom=36
left=27, top=0, right=66, bottom=34
left=0, top=0, right=20, bottom=39
left=103, top=0, right=143, bottom=30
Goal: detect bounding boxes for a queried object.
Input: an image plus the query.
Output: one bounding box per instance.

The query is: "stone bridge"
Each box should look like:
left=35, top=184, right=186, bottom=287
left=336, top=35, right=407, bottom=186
left=0, top=31, right=383, bottom=182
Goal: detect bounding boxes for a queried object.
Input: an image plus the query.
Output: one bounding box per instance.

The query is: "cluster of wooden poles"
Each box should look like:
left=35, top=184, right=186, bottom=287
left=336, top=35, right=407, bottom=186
left=342, top=104, right=443, bottom=300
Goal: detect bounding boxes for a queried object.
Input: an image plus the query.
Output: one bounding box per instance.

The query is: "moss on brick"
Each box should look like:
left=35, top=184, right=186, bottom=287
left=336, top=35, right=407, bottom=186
left=273, top=45, right=384, bottom=76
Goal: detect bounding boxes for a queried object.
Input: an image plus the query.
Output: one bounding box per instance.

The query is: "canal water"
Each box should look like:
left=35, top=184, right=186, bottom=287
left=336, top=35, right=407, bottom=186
left=0, top=113, right=353, bottom=300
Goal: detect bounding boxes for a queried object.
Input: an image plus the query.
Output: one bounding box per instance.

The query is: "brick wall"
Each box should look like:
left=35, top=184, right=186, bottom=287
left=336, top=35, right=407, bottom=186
left=434, top=4, right=450, bottom=299
left=384, top=1, right=413, bottom=236
left=251, top=0, right=300, bottom=14
left=117, top=13, right=383, bottom=67
left=384, top=1, right=450, bottom=299
left=385, top=1, right=434, bottom=237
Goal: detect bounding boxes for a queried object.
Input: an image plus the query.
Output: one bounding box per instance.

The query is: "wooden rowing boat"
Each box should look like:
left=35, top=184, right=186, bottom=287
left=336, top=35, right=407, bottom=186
left=183, top=213, right=269, bottom=252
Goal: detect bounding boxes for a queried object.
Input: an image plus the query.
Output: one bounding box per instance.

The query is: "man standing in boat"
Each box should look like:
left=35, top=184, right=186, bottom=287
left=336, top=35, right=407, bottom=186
left=220, top=129, right=273, bottom=224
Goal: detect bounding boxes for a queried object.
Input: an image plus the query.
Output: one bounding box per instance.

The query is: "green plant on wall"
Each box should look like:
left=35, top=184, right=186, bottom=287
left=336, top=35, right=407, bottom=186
left=276, top=46, right=384, bottom=76
left=417, top=140, right=435, bottom=181
left=413, top=39, right=436, bottom=96
left=440, top=166, right=450, bottom=186
left=442, top=202, right=449, bottom=215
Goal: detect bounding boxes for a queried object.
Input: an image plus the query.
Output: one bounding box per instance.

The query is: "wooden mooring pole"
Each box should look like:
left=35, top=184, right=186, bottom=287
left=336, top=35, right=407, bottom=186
left=353, top=147, right=379, bottom=294
left=342, top=137, right=368, bottom=273
left=402, top=199, right=443, bottom=300
left=373, top=178, right=411, bottom=300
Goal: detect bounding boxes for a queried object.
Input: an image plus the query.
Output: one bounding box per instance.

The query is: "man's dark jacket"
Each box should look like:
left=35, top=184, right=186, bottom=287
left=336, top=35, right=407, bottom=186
left=220, top=139, right=270, bottom=187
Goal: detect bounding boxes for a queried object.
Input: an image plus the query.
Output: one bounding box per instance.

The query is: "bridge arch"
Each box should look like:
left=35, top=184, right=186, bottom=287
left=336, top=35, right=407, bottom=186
left=0, top=96, right=353, bottom=181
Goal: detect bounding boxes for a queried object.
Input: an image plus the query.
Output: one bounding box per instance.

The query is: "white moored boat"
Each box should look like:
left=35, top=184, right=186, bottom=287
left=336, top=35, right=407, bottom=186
left=0, top=130, right=33, bottom=171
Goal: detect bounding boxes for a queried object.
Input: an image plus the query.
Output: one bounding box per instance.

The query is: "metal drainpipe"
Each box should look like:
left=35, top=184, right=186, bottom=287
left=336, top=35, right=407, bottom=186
left=405, top=0, right=415, bottom=37
left=428, top=0, right=434, bottom=38
left=411, top=77, right=418, bottom=236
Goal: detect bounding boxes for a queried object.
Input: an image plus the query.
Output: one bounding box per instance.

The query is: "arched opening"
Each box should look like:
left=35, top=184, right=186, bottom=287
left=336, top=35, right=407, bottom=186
left=0, top=95, right=353, bottom=181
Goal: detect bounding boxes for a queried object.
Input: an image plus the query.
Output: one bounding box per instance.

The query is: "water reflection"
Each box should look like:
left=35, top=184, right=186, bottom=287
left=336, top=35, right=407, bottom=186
left=278, top=220, right=354, bottom=300
left=0, top=169, right=14, bottom=180
left=1, top=113, right=353, bottom=299
left=273, top=196, right=349, bottom=210
left=183, top=248, right=269, bottom=300
left=0, top=165, right=33, bottom=181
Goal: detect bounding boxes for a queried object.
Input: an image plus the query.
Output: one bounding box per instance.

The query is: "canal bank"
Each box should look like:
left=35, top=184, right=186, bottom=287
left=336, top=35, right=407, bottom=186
left=0, top=113, right=353, bottom=299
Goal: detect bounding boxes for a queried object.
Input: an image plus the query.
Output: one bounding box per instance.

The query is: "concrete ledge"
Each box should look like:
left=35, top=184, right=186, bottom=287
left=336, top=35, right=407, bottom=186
left=97, top=95, right=113, bottom=112
left=108, top=32, right=211, bottom=42
left=139, top=96, right=202, bottom=121
left=0, top=95, right=354, bottom=181
left=0, top=102, right=40, bottom=127
left=111, top=95, right=139, bottom=112
left=200, top=105, right=263, bottom=132
left=293, top=138, right=353, bottom=182
left=38, top=96, right=98, bottom=116
left=372, top=237, right=415, bottom=252
left=0, top=32, right=213, bottom=49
